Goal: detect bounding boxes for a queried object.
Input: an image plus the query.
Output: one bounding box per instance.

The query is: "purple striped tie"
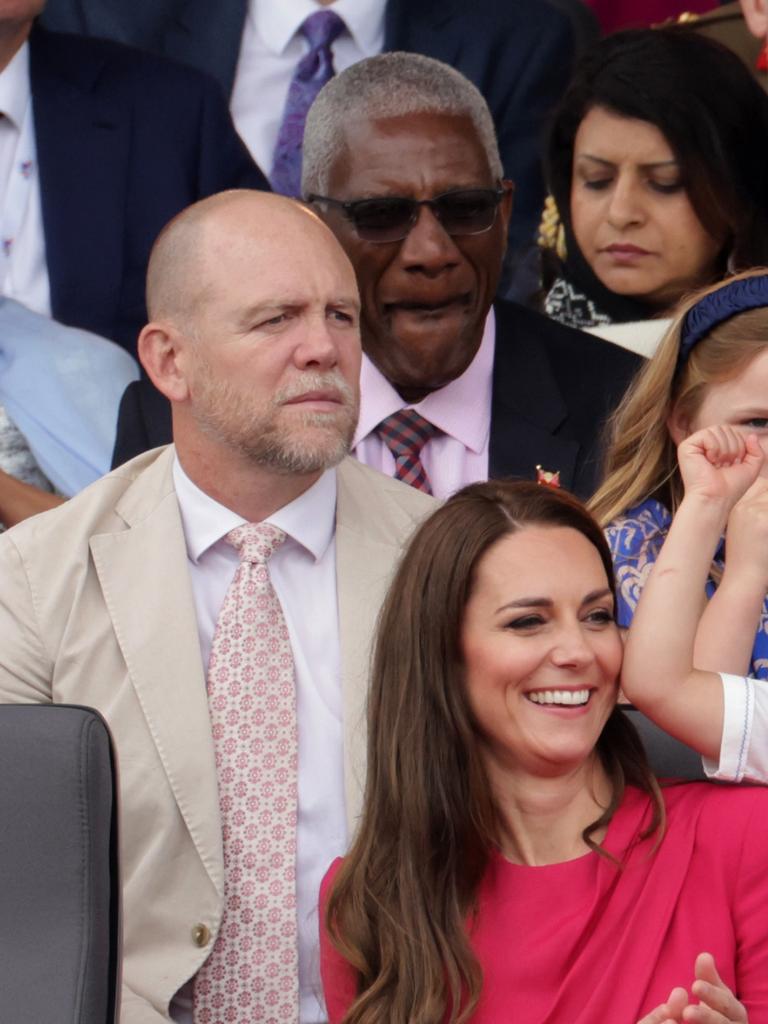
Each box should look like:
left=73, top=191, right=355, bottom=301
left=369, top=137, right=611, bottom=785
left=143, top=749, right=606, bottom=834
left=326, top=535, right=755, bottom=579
left=375, top=409, right=440, bottom=494
left=270, top=10, right=345, bottom=197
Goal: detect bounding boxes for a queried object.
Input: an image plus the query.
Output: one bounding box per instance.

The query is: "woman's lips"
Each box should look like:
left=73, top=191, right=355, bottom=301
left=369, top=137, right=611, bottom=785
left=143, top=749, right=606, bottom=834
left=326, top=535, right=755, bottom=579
left=601, top=243, right=652, bottom=264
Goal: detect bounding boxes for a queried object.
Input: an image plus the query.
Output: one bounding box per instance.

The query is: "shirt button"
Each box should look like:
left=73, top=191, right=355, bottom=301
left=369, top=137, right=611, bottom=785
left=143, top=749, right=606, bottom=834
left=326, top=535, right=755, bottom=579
left=192, top=923, right=211, bottom=947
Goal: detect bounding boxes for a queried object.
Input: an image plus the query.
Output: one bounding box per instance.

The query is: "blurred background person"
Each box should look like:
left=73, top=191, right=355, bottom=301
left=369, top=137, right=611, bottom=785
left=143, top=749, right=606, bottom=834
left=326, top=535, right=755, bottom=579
left=585, top=0, right=717, bottom=33
left=0, top=298, right=138, bottom=527
left=38, top=0, right=597, bottom=268
left=539, top=29, right=768, bottom=348
left=320, top=479, right=768, bottom=1023
left=591, top=269, right=768, bottom=680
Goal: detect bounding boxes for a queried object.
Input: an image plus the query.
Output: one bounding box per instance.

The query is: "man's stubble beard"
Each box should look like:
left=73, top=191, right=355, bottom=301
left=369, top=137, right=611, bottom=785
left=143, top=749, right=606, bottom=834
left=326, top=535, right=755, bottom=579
left=190, top=367, right=360, bottom=474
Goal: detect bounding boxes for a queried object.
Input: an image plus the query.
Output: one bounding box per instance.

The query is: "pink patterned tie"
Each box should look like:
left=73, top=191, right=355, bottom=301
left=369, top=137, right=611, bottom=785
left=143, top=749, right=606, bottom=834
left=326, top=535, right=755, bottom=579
left=375, top=409, right=440, bottom=494
left=194, top=523, right=299, bottom=1024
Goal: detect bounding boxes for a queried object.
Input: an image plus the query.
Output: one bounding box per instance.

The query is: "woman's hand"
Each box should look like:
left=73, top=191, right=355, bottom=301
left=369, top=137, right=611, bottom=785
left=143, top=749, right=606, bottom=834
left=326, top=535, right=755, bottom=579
left=683, top=953, right=748, bottom=1023
left=724, top=477, right=768, bottom=591
left=636, top=955, right=747, bottom=1024
left=678, top=425, right=763, bottom=508
left=637, top=986, right=689, bottom=1023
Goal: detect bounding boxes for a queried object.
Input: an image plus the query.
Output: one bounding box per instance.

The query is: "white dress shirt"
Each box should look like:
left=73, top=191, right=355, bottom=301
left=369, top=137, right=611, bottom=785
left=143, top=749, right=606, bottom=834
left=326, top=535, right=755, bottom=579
left=230, top=0, right=385, bottom=174
left=352, top=311, right=495, bottom=498
left=171, top=457, right=347, bottom=1024
left=705, top=672, right=768, bottom=783
left=0, top=41, right=50, bottom=316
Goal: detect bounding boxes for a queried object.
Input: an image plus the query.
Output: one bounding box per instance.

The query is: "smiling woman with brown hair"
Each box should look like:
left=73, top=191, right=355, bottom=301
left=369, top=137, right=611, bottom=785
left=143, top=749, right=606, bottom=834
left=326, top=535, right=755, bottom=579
left=319, top=480, right=768, bottom=1024
left=541, top=28, right=768, bottom=330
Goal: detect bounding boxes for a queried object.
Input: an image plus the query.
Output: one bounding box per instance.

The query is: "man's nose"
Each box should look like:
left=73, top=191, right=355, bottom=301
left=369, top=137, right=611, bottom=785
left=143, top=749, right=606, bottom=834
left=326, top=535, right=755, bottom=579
left=397, top=205, right=462, bottom=275
left=293, top=315, right=339, bottom=369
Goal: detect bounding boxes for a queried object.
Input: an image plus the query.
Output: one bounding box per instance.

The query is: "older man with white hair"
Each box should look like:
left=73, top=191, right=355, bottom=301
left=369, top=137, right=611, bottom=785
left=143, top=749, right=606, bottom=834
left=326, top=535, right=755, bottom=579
left=302, top=52, right=643, bottom=500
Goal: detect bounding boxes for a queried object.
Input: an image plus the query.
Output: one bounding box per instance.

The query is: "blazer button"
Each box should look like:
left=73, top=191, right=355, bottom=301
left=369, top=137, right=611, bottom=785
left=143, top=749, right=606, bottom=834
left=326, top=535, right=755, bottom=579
left=192, top=923, right=211, bottom=947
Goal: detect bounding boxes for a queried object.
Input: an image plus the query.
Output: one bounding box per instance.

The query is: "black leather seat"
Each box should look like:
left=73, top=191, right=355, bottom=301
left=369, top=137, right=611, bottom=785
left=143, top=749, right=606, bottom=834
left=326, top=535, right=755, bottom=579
left=0, top=705, right=119, bottom=1023
left=621, top=705, right=706, bottom=781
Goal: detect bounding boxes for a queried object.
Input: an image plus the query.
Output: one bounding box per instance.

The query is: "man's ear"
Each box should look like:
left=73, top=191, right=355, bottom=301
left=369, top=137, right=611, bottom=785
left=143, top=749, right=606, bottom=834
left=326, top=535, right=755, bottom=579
left=742, top=0, right=768, bottom=39
left=499, top=178, right=515, bottom=237
left=137, top=321, right=192, bottom=403
left=666, top=402, right=689, bottom=447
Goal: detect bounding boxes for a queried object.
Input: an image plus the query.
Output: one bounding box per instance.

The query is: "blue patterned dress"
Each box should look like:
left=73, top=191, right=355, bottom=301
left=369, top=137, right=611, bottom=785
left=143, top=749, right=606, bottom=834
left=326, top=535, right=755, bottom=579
left=606, top=498, right=768, bottom=679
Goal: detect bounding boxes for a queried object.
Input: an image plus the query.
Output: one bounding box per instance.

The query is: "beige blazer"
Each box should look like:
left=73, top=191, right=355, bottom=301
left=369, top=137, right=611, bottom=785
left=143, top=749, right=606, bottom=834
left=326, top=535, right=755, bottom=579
left=0, top=446, right=434, bottom=1022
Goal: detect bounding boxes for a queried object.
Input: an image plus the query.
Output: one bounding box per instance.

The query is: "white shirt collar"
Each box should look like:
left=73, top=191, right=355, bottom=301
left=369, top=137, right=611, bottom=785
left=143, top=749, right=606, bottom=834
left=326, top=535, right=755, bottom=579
left=0, top=41, right=30, bottom=131
left=253, top=0, right=385, bottom=57
left=172, top=455, right=337, bottom=564
left=354, top=308, right=496, bottom=454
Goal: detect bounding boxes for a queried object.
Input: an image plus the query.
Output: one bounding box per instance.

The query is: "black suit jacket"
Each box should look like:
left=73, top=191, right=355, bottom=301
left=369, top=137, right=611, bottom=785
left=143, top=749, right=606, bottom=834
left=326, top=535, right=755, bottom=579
left=30, top=25, right=268, bottom=355
left=112, top=302, right=642, bottom=501
left=488, top=301, right=641, bottom=498
left=41, top=0, right=587, bottom=254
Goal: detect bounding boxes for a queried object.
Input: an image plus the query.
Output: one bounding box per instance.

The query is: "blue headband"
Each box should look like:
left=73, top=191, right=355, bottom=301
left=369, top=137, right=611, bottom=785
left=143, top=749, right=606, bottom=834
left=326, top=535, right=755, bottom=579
left=678, top=274, right=768, bottom=368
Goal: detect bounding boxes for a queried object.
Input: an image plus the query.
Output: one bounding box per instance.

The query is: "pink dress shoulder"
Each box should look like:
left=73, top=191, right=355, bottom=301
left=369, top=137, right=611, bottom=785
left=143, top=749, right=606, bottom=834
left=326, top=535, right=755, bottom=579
left=320, top=784, right=768, bottom=1023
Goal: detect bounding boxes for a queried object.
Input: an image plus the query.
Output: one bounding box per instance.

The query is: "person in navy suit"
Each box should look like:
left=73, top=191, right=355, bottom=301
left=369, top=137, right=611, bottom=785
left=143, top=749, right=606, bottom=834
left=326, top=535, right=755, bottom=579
left=39, top=0, right=594, bottom=261
left=114, top=54, right=641, bottom=502
left=6, top=4, right=268, bottom=357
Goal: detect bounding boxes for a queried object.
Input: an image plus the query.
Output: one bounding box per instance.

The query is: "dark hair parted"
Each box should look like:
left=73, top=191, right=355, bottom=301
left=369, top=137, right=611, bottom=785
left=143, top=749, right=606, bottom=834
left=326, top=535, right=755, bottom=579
left=326, top=480, right=664, bottom=1024
left=547, top=28, right=768, bottom=278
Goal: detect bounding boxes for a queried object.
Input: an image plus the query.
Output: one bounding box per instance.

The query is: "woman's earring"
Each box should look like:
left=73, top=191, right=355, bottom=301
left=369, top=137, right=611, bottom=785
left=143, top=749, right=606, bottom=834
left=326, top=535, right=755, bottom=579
left=537, top=195, right=567, bottom=262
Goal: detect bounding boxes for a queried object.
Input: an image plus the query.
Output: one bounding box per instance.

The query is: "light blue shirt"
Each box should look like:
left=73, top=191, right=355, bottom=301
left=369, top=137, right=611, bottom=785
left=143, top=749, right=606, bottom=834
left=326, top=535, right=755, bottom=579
left=0, top=297, right=139, bottom=495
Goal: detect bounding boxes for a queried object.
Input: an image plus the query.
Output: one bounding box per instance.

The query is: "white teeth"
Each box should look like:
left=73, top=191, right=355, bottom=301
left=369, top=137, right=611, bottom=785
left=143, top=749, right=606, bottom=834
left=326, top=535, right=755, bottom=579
left=527, top=689, right=590, bottom=706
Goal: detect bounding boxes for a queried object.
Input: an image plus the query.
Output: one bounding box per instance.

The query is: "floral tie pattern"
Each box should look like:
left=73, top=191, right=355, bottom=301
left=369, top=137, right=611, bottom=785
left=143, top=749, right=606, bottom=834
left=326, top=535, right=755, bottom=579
left=194, top=523, right=299, bottom=1024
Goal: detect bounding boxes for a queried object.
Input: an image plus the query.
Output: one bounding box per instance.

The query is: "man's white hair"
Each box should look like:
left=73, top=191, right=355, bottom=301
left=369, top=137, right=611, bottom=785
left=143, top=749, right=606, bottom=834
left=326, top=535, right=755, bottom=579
left=301, top=51, right=503, bottom=196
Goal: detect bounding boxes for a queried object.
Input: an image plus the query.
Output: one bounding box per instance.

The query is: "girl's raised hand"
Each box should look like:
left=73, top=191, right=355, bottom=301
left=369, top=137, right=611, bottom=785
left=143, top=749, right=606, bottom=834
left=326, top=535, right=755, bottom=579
left=678, top=425, right=763, bottom=507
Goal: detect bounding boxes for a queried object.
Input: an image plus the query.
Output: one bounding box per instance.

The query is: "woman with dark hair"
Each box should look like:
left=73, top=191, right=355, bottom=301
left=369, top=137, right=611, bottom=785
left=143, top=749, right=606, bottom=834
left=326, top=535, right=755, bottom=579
left=319, top=477, right=768, bottom=1023
left=541, top=28, right=768, bottom=331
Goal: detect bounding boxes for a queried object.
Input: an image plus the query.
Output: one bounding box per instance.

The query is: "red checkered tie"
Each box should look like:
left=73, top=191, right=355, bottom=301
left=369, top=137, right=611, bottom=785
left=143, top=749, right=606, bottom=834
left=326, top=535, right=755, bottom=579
left=194, top=523, right=299, bottom=1024
left=375, top=409, right=439, bottom=494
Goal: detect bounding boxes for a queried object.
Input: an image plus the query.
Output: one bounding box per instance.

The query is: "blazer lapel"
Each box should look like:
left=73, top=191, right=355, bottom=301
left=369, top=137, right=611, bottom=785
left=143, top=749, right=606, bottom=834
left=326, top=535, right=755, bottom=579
left=30, top=27, right=129, bottom=336
left=163, top=0, right=248, bottom=96
left=489, top=302, right=580, bottom=488
left=90, top=449, right=224, bottom=897
left=334, top=462, right=412, bottom=834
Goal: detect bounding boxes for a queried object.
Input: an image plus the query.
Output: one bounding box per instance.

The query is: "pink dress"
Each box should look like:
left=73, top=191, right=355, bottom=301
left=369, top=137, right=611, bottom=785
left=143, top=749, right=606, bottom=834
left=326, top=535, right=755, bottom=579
left=320, top=784, right=768, bottom=1023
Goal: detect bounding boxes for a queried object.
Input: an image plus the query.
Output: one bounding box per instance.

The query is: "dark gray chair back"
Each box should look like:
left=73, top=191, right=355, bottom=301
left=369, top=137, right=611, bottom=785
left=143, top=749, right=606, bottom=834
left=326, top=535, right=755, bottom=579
left=621, top=705, right=706, bottom=781
left=0, top=705, right=119, bottom=1023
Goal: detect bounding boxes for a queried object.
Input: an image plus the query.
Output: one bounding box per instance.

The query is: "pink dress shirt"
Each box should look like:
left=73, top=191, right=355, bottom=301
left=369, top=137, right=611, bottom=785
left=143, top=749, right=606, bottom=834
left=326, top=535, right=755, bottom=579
left=352, top=311, right=495, bottom=498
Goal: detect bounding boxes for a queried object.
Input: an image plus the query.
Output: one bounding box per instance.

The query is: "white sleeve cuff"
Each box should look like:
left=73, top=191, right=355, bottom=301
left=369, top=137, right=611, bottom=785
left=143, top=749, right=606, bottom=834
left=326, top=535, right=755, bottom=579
left=703, top=672, right=756, bottom=782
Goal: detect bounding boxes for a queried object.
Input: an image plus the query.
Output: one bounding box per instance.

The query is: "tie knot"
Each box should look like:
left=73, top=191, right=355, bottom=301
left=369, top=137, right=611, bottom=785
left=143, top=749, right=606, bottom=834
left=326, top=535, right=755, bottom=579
left=375, top=409, right=439, bottom=458
left=300, top=8, right=345, bottom=49
left=226, top=523, right=287, bottom=564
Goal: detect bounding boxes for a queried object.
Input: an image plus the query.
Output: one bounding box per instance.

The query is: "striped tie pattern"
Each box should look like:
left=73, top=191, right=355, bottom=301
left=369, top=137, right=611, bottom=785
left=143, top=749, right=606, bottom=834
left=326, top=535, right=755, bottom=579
left=375, top=408, right=440, bottom=494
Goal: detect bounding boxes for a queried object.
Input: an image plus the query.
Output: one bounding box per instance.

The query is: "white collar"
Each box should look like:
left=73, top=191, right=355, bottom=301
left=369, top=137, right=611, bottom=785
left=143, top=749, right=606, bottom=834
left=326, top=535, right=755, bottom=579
left=253, top=0, right=385, bottom=56
left=0, top=41, right=30, bottom=130
left=172, top=455, right=337, bottom=564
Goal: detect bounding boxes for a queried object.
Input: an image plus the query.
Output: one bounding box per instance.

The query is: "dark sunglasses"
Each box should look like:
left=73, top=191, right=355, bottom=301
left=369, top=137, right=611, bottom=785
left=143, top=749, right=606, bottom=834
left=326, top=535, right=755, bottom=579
left=306, top=186, right=511, bottom=243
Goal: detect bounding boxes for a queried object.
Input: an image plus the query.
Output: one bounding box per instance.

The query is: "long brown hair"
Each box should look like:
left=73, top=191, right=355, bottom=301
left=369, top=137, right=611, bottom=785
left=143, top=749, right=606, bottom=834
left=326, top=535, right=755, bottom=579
left=590, top=268, right=768, bottom=528
left=326, top=480, right=664, bottom=1024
